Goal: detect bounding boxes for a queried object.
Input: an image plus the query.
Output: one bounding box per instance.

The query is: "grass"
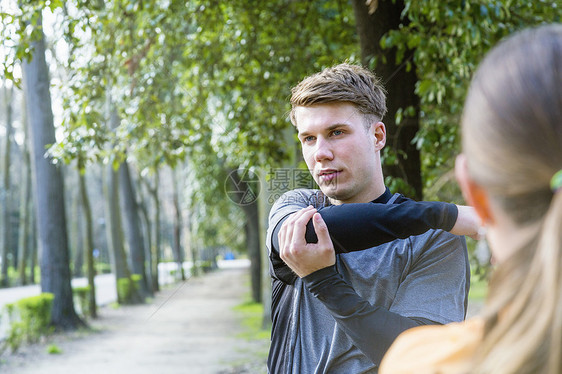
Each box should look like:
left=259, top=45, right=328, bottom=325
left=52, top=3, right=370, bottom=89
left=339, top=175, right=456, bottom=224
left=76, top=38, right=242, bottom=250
left=46, top=344, right=62, bottom=354
left=229, top=300, right=270, bottom=371
left=468, top=276, right=488, bottom=302
left=233, top=301, right=271, bottom=341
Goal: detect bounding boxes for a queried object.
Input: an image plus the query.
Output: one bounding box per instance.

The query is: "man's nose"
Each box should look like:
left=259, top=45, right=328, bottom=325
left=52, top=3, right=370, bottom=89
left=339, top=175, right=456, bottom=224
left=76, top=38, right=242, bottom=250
left=314, top=138, right=334, bottom=162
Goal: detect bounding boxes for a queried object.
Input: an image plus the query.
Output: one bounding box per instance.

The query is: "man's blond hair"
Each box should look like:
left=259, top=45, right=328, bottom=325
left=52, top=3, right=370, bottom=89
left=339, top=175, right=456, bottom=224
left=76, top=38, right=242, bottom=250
left=290, top=63, right=387, bottom=128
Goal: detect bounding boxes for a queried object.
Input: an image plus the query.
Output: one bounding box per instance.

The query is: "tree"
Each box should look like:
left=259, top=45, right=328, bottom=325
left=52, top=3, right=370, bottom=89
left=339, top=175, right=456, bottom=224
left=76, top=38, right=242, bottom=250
left=1, top=83, right=14, bottom=286
left=140, top=172, right=161, bottom=292
left=352, top=0, right=422, bottom=199
left=226, top=168, right=261, bottom=302
left=378, top=0, right=560, bottom=200
left=171, top=169, right=186, bottom=281
left=183, top=0, right=357, bottom=304
left=17, top=98, right=33, bottom=285
left=119, top=160, right=151, bottom=296
left=104, top=106, right=143, bottom=305
left=21, top=11, right=82, bottom=329
left=77, top=158, right=98, bottom=318
left=69, top=187, right=84, bottom=277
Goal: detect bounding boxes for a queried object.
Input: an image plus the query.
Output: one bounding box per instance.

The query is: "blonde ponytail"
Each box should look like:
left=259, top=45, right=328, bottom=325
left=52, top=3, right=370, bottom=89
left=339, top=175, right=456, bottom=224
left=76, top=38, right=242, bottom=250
left=460, top=24, right=562, bottom=374
left=472, top=192, right=562, bottom=374
left=541, top=191, right=562, bottom=373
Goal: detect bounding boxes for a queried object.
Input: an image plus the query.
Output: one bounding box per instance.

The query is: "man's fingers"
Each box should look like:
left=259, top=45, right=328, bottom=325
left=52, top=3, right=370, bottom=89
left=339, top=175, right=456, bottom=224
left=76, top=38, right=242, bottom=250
left=291, top=208, right=317, bottom=246
left=279, top=206, right=315, bottom=259
left=278, top=207, right=335, bottom=278
left=284, top=206, right=314, bottom=243
left=312, top=212, right=330, bottom=244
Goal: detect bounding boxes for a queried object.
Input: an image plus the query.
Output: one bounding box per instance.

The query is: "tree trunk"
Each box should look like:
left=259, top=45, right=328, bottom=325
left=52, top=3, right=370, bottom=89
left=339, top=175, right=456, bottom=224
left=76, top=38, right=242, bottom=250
left=1, top=84, right=13, bottom=287
left=171, top=169, right=185, bottom=281
left=186, top=199, right=198, bottom=278
left=151, top=174, right=160, bottom=290
left=228, top=168, right=261, bottom=303
left=104, top=105, right=142, bottom=305
left=17, top=105, right=32, bottom=285
left=30, top=208, right=37, bottom=284
left=21, top=15, right=83, bottom=329
left=351, top=0, right=423, bottom=200
left=78, top=166, right=97, bottom=318
left=136, top=183, right=154, bottom=293
left=71, top=190, right=84, bottom=277
left=243, top=200, right=261, bottom=303
left=259, top=169, right=273, bottom=327
left=119, top=161, right=151, bottom=296
left=143, top=173, right=160, bottom=291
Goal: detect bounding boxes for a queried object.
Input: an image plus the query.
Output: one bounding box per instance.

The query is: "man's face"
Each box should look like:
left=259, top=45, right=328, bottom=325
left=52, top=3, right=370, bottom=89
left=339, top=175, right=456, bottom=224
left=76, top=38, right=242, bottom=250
left=295, top=102, right=386, bottom=204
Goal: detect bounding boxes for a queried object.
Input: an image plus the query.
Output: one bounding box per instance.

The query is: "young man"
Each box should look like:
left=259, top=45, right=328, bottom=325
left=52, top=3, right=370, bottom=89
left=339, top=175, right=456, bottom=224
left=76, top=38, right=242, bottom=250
left=266, top=63, right=472, bottom=373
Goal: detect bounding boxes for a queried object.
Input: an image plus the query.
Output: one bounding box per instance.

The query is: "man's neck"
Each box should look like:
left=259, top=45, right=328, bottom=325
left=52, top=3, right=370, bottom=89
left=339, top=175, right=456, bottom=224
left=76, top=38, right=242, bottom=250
left=328, top=184, right=387, bottom=205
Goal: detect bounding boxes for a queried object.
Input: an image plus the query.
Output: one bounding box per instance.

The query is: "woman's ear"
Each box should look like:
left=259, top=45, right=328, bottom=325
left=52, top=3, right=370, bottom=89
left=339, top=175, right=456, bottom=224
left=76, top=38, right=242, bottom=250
left=373, top=122, right=386, bottom=151
left=455, top=154, right=494, bottom=225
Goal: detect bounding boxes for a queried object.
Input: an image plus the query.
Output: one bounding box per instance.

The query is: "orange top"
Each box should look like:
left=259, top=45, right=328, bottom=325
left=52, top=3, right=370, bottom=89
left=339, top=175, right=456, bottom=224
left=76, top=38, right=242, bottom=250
left=379, top=318, right=484, bottom=374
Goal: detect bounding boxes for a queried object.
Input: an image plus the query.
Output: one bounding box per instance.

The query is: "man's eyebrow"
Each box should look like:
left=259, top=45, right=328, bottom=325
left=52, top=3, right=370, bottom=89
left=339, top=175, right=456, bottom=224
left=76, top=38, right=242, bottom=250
left=326, top=123, right=351, bottom=131
left=298, top=123, right=351, bottom=138
left=297, top=131, right=310, bottom=139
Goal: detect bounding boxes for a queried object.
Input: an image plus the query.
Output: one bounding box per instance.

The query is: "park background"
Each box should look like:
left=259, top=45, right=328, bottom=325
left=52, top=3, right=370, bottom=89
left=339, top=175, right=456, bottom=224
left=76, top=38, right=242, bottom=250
left=0, top=0, right=559, bottom=370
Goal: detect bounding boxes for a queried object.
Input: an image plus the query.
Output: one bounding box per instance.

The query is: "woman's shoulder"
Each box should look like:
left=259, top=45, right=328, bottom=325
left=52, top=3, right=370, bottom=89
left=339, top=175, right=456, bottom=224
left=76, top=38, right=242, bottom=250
left=379, top=318, right=484, bottom=374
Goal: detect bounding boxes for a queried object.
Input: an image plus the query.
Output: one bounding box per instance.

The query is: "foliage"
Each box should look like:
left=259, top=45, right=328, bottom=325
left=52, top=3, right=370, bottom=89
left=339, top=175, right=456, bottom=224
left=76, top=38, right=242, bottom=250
left=116, top=275, right=140, bottom=304
left=46, top=344, right=63, bottom=354
left=72, top=285, right=91, bottom=318
left=382, top=0, right=560, bottom=201
left=3, top=293, right=54, bottom=352
left=182, top=0, right=357, bottom=245
left=2, top=0, right=356, bottom=258
left=1, top=0, right=558, bottom=277
left=97, top=262, right=112, bottom=274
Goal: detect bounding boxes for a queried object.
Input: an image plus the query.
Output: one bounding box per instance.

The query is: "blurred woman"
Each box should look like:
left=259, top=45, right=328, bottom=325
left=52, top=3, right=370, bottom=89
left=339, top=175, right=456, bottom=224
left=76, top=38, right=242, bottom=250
left=380, top=24, right=562, bottom=374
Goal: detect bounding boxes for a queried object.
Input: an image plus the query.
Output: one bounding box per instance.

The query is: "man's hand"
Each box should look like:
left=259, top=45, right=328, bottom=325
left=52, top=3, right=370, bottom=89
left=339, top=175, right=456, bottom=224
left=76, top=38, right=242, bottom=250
left=278, top=206, right=336, bottom=278
left=450, top=205, right=482, bottom=240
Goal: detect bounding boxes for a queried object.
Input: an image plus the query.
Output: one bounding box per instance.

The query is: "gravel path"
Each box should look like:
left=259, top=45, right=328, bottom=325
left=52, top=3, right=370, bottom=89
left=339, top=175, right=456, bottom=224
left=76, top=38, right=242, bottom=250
left=0, top=265, right=269, bottom=374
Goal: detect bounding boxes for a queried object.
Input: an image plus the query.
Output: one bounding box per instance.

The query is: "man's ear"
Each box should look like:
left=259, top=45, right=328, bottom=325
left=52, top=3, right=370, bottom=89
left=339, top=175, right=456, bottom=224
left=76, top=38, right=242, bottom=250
left=373, top=122, right=386, bottom=151
left=455, top=154, right=494, bottom=225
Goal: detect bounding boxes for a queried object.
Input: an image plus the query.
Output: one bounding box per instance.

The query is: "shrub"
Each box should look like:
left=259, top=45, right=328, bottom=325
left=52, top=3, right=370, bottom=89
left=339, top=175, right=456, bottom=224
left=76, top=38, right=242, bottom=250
left=46, top=344, right=62, bottom=354
left=4, top=293, right=54, bottom=351
left=72, top=285, right=91, bottom=318
left=117, top=275, right=142, bottom=303
left=97, top=263, right=112, bottom=274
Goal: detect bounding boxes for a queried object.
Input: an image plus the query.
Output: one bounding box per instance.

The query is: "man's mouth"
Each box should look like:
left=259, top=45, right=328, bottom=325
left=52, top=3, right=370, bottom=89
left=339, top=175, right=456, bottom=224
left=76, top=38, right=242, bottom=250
left=318, top=169, right=340, bottom=182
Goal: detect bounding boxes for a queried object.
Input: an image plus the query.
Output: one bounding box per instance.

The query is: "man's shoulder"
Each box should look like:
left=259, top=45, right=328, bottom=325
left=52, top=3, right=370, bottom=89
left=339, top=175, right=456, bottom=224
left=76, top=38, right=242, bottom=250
left=267, top=189, right=325, bottom=238
left=408, top=228, right=468, bottom=267
left=413, top=227, right=466, bottom=246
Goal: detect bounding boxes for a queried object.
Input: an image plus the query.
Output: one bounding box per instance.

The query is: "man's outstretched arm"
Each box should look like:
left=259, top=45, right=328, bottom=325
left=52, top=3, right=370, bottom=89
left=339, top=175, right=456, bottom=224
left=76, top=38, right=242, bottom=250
left=303, top=201, right=478, bottom=253
left=270, top=200, right=478, bottom=284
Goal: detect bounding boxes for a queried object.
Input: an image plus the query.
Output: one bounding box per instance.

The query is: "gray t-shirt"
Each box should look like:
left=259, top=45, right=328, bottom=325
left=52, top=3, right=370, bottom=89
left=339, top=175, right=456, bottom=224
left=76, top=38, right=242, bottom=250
left=266, top=188, right=469, bottom=373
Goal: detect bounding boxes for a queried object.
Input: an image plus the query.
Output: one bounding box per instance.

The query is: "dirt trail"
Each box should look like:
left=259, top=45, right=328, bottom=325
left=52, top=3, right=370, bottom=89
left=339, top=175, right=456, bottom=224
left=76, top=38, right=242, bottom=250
left=0, top=265, right=269, bottom=374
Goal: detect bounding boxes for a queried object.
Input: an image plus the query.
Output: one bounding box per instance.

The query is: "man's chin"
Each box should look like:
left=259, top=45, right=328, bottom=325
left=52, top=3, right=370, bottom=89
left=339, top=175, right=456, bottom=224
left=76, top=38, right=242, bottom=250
left=320, top=185, right=345, bottom=201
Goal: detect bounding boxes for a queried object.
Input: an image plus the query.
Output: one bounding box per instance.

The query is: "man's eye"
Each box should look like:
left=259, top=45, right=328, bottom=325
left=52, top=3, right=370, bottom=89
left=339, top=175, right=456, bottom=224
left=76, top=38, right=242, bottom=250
left=304, top=136, right=315, bottom=142
left=332, top=130, right=343, bottom=136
